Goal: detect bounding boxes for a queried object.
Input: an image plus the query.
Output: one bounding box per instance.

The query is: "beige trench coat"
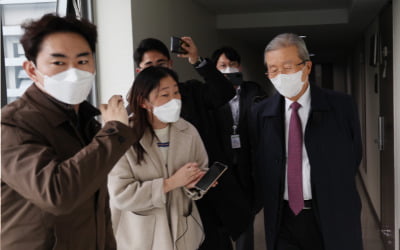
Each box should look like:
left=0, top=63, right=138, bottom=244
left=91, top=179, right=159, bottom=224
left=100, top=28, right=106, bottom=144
left=108, top=118, right=208, bottom=250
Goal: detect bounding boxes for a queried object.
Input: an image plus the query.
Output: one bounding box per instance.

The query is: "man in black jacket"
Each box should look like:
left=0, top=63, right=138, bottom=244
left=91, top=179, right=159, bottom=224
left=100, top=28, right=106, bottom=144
left=211, top=46, right=266, bottom=250
left=252, top=33, right=363, bottom=250
left=133, top=38, right=252, bottom=250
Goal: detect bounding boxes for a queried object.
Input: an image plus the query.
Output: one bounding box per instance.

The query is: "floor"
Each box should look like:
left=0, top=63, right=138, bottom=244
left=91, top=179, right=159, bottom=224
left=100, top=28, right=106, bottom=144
left=250, top=175, right=386, bottom=250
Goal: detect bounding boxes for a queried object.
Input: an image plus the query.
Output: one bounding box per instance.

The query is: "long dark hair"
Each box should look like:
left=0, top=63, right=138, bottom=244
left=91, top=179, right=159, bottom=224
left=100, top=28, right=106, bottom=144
left=127, top=66, right=179, bottom=164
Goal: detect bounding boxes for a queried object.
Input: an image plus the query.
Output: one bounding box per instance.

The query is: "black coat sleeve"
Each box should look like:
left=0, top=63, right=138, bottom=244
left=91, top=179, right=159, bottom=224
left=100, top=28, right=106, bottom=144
left=194, top=58, right=236, bottom=109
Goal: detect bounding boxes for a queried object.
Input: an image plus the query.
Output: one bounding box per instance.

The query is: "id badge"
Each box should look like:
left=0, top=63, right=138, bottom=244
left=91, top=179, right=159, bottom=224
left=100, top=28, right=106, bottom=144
left=231, top=134, right=241, bottom=149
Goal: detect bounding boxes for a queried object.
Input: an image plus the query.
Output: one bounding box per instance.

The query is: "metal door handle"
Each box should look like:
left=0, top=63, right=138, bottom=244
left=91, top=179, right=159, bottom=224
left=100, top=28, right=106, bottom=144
left=378, top=116, right=384, bottom=151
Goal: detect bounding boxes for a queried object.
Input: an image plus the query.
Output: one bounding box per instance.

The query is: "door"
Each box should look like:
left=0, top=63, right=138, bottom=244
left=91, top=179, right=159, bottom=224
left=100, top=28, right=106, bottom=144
left=378, top=2, right=395, bottom=249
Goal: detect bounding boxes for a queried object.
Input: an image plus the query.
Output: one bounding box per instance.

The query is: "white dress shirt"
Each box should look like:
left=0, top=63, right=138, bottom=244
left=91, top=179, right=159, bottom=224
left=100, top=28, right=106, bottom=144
left=229, top=87, right=241, bottom=127
left=283, top=85, right=312, bottom=200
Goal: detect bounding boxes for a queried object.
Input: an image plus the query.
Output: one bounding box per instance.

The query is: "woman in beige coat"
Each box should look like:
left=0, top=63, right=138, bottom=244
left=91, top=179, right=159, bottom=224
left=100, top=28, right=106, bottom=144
left=108, top=67, right=208, bottom=250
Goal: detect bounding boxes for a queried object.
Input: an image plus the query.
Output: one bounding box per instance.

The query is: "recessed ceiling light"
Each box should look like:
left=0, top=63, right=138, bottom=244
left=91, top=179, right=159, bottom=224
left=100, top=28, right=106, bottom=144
left=309, top=53, right=316, bottom=57
left=299, top=35, right=307, bottom=38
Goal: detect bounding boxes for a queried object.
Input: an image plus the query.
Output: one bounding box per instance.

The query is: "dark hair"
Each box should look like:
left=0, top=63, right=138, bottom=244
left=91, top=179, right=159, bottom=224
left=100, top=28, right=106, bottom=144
left=211, top=46, right=241, bottom=66
left=134, top=38, right=170, bottom=67
left=20, top=13, right=97, bottom=64
left=127, top=66, right=179, bottom=164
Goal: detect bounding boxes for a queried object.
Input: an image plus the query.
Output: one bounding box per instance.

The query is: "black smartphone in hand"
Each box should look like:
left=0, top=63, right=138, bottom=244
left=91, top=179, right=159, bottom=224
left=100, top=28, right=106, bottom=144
left=194, top=162, right=228, bottom=193
left=170, top=36, right=188, bottom=54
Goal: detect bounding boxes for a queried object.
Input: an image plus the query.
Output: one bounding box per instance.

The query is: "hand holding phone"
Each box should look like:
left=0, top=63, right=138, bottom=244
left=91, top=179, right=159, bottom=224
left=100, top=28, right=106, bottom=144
left=170, top=36, right=188, bottom=54
left=171, top=37, right=200, bottom=65
left=194, top=162, right=228, bottom=193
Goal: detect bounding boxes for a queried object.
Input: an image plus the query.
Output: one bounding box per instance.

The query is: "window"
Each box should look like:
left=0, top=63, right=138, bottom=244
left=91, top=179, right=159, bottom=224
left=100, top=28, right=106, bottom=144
left=1, top=0, right=57, bottom=106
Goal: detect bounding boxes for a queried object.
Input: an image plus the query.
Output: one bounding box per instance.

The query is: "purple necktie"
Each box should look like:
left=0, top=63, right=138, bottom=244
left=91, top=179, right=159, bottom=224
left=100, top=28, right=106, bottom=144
left=288, top=102, right=303, bottom=215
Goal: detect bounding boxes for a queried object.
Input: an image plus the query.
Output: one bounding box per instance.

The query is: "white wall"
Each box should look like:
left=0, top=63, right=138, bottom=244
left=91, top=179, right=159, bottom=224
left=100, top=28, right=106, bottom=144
left=393, top=0, right=400, bottom=248
left=93, top=0, right=134, bottom=104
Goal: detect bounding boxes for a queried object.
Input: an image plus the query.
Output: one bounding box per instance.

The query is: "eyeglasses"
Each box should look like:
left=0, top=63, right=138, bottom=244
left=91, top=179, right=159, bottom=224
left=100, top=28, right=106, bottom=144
left=265, top=60, right=307, bottom=78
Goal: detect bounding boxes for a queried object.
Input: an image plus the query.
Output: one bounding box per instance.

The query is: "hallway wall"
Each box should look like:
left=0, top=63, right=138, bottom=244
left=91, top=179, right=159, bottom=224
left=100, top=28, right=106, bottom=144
left=393, top=0, right=400, bottom=248
left=361, top=17, right=382, bottom=218
left=350, top=2, right=400, bottom=248
left=93, top=0, right=268, bottom=104
left=130, top=0, right=267, bottom=90
left=93, top=0, right=134, bottom=104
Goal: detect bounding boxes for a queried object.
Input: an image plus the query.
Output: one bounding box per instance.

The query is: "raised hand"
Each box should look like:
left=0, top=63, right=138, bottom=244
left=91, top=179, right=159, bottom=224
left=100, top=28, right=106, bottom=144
left=176, top=36, right=200, bottom=65
left=99, top=95, right=129, bottom=126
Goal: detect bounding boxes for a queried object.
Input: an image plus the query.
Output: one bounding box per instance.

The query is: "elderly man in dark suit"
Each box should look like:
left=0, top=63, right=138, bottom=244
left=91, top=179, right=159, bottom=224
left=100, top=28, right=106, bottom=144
left=252, top=33, right=363, bottom=250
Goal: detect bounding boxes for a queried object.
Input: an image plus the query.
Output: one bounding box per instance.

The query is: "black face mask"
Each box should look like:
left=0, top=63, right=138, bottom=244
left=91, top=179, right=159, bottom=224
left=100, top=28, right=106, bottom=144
left=225, top=72, right=243, bottom=86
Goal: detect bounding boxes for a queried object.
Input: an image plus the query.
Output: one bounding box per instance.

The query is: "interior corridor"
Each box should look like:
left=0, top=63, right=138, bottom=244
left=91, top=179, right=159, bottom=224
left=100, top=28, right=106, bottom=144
left=252, top=175, right=386, bottom=250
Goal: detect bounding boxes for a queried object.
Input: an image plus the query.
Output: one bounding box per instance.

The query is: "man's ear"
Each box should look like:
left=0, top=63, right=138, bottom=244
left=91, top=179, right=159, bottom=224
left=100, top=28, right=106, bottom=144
left=305, top=60, right=312, bottom=74
left=168, top=59, right=173, bottom=69
left=302, top=60, right=313, bottom=82
left=135, top=67, right=141, bottom=73
left=23, top=60, right=40, bottom=83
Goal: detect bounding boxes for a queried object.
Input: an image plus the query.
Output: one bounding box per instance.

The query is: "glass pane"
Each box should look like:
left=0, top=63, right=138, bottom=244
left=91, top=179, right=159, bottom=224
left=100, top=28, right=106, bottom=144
left=1, top=0, right=57, bottom=104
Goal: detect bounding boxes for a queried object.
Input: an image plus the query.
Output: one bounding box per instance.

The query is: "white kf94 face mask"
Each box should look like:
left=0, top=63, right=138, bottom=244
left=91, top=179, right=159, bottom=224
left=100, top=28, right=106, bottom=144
left=220, top=66, right=239, bottom=74
left=152, top=99, right=182, bottom=123
left=36, top=67, right=95, bottom=105
left=270, top=68, right=306, bottom=98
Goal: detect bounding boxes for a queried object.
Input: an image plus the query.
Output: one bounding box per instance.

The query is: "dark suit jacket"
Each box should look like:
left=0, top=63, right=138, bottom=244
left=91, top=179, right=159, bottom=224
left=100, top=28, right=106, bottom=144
left=177, top=60, right=252, bottom=249
left=251, top=84, right=363, bottom=250
left=212, top=81, right=265, bottom=213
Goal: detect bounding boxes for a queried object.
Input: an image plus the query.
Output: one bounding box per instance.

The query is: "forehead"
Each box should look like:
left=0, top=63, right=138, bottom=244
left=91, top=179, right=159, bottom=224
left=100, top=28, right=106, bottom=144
left=141, top=50, right=169, bottom=62
left=264, top=45, right=301, bottom=65
left=39, top=32, right=91, bottom=56
left=149, top=75, right=178, bottom=99
left=217, top=53, right=237, bottom=63
left=158, top=75, right=178, bottom=89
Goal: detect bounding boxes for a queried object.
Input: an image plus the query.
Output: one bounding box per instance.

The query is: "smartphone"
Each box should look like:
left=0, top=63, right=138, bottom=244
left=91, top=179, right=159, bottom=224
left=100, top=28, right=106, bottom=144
left=170, top=36, right=188, bottom=54
left=194, top=161, right=228, bottom=192
left=225, top=72, right=243, bottom=86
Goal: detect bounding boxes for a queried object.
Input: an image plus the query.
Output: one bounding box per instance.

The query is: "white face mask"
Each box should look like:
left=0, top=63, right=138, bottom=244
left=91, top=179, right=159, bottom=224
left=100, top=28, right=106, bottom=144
left=270, top=67, right=306, bottom=98
left=35, top=66, right=95, bottom=105
left=152, top=98, right=182, bottom=123
left=220, top=67, right=239, bottom=74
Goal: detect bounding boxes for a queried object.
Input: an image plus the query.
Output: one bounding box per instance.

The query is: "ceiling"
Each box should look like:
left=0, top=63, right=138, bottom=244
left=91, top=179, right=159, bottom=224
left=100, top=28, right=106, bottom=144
left=193, top=0, right=390, bottom=62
